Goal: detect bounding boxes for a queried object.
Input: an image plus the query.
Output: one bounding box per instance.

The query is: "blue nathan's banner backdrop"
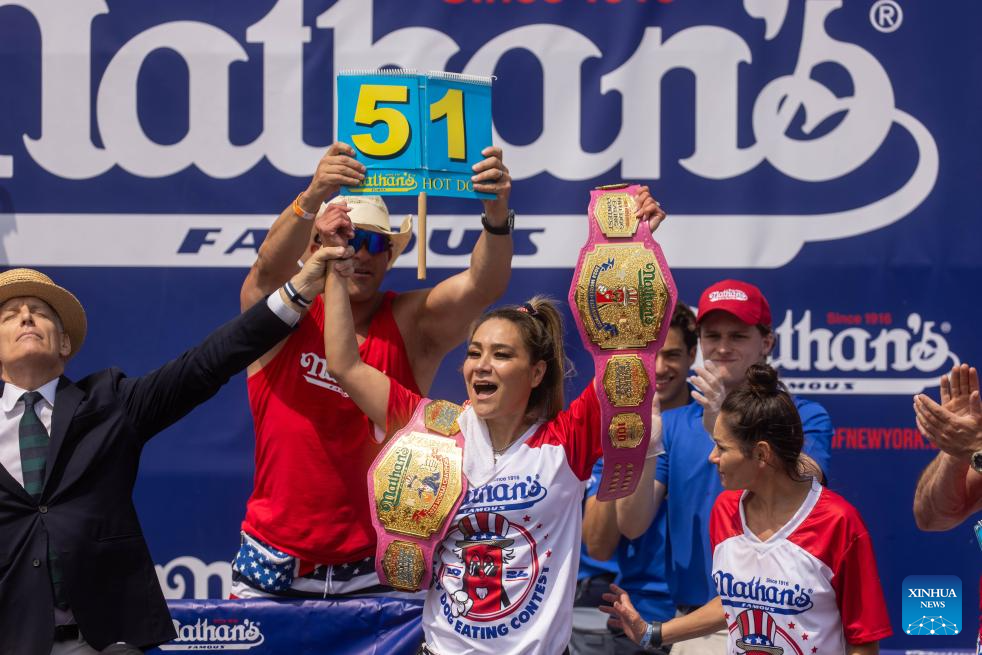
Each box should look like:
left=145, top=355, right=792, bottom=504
left=0, top=0, right=978, bottom=650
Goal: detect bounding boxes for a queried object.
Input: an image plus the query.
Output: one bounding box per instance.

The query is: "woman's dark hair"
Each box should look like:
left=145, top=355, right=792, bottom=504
left=719, top=363, right=804, bottom=479
left=468, top=296, right=569, bottom=421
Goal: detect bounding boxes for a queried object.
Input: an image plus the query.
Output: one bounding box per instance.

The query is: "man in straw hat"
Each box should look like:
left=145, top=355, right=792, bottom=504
left=232, top=141, right=518, bottom=598
left=0, top=243, right=354, bottom=655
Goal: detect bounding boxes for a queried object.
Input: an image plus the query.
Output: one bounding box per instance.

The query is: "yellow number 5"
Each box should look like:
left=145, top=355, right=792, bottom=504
left=352, top=85, right=411, bottom=158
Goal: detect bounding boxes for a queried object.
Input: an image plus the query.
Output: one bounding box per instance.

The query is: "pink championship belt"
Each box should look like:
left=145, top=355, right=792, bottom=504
left=568, top=184, right=677, bottom=501
left=368, top=399, right=468, bottom=591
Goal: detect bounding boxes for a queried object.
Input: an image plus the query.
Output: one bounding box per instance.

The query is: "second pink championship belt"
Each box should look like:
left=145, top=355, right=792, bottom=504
left=568, top=184, right=677, bottom=501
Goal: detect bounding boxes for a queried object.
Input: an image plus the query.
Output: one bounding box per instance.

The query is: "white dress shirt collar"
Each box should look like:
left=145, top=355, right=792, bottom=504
left=1, top=377, right=59, bottom=412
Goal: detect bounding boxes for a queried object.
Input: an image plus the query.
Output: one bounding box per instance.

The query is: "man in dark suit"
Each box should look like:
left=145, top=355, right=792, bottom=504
left=0, top=242, right=352, bottom=655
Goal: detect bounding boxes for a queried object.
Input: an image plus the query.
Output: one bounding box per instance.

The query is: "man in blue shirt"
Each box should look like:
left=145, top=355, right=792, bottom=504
left=615, top=280, right=833, bottom=655
left=573, top=304, right=699, bottom=654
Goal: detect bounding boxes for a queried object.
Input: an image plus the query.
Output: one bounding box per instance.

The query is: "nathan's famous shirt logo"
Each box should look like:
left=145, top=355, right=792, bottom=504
left=437, top=511, right=551, bottom=640
left=299, top=352, right=348, bottom=397
left=714, top=571, right=814, bottom=615
left=771, top=310, right=960, bottom=395
left=463, top=474, right=547, bottom=513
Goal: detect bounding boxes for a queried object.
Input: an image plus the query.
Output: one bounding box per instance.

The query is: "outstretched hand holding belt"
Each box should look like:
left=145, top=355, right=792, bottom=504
left=568, top=183, right=677, bottom=500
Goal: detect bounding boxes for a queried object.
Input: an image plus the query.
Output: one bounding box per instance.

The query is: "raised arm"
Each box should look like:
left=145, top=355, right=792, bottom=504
left=615, top=395, right=667, bottom=539
left=123, top=245, right=351, bottom=438
left=323, top=259, right=390, bottom=429
left=615, top=460, right=667, bottom=540
left=240, top=143, right=365, bottom=311
left=397, top=147, right=513, bottom=384
left=583, top=496, right=621, bottom=561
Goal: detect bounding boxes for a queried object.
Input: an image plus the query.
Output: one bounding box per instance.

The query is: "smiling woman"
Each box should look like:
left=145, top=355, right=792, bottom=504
left=602, top=364, right=893, bottom=655
left=322, top=263, right=643, bottom=655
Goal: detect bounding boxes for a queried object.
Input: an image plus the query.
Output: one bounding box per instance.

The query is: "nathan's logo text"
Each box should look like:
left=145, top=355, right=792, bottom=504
left=713, top=571, right=813, bottom=615
left=772, top=311, right=959, bottom=395
left=464, top=475, right=548, bottom=513
left=708, top=289, right=748, bottom=303
left=299, top=352, right=348, bottom=397
left=160, top=618, right=265, bottom=651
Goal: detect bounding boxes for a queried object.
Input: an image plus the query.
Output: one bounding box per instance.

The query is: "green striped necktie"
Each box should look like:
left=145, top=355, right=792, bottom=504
left=18, top=391, right=68, bottom=609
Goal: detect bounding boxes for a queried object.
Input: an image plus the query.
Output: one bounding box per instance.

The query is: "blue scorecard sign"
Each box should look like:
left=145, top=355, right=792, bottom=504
left=337, top=70, right=493, bottom=199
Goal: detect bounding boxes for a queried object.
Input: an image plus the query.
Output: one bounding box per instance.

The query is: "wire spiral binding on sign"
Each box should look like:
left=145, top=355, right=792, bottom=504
left=426, top=71, right=494, bottom=86
left=338, top=68, right=418, bottom=77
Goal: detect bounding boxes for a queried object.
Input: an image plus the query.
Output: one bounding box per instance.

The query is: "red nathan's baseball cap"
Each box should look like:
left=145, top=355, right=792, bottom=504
left=697, top=279, right=772, bottom=327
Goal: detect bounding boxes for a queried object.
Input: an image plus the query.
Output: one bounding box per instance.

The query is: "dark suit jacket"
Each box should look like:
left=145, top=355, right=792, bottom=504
left=0, top=299, right=294, bottom=655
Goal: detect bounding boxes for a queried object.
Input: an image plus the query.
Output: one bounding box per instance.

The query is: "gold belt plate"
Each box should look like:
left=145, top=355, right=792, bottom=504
left=609, top=412, right=645, bottom=449
left=602, top=355, right=650, bottom=407
left=593, top=192, right=639, bottom=238
left=572, top=243, right=672, bottom=350
left=381, top=540, right=426, bottom=592
left=373, top=431, right=464, bottom=539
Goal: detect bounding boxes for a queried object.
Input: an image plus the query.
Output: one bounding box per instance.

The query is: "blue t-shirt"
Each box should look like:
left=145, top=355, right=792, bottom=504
left=655, top=397, right=832, bottom=606
left=586, top=459, right=675, bottom=622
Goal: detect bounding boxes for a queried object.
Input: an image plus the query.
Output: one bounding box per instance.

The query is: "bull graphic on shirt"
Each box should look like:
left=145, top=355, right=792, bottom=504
left=448, top=512, right=516, bottom=617
left=595, top=283, right=638, bottom=307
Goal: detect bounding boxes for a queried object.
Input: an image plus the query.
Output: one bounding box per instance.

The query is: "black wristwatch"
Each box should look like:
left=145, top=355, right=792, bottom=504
left=481, top=209, right=514, bottom=235
left=971, top=450, right=982, bottom=474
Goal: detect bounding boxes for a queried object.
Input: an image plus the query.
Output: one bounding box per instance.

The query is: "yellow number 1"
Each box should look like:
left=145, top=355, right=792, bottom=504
left=352, top=85, right=411, bottom=159
left=430, top=88, right=466, bottom=161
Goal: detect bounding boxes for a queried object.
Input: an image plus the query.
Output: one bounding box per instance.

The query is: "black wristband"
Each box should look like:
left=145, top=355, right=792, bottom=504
left=650, top=621, right=663, bottom=649
left=283, top=280, right=312, bottom=308
left=481, top=209, right=514, bottom=235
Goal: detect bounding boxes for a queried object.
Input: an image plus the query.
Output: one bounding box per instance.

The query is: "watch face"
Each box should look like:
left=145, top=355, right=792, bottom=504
left=973, top=451, right=982, bottom=473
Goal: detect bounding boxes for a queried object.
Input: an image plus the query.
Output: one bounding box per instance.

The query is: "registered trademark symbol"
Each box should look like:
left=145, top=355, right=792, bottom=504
left=941, top=321, right=951, bottom=333
left=870, top=0, right=903, bottom=33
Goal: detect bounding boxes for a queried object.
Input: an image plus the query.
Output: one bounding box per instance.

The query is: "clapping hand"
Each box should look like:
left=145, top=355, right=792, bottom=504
left=914, top=364, right=982, bottom=461
left=690, top=360, right=726, bottom=436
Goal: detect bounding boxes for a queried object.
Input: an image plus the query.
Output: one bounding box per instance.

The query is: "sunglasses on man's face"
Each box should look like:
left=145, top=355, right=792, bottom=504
left=348, top=229, right=391, bottom=255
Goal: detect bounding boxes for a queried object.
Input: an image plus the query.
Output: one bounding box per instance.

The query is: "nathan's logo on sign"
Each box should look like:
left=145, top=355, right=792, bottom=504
left=0, top=0, right=937, bottom=270
left=771, top=311, right=960, bottom=395
left=349, top=172, right=419, bottom=194
left=160, top=618, right=265, bottom=651
left=902, top=575, right=961, bottom=636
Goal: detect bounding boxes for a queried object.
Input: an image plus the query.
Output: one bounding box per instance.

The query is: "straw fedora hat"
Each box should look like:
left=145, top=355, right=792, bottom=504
left=323, top=195, right=413, bottom=270
left=0, top=268, right=87, bottom=358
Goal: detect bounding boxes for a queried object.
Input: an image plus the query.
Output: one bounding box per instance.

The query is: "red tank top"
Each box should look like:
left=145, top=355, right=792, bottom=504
left=243, top=291, right=420, bottom=564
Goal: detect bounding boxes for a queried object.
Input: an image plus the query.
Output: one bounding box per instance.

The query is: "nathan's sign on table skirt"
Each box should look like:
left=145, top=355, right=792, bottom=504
left=147, top=598, right=423, bottom=654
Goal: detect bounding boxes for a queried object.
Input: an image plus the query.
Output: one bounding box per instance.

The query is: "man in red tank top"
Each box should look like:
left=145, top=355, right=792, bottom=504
left=232, top=142, right=516, bottom=597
